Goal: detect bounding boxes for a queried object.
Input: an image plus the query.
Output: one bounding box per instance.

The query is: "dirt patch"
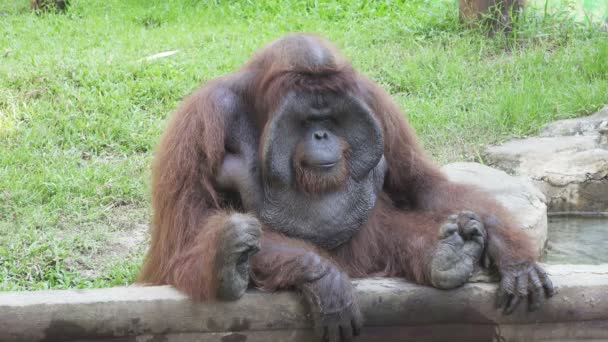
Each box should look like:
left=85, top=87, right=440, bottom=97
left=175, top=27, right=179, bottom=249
left=66, top=203, right=151, bottom=279
left=102, top=202, right=150, bottom=251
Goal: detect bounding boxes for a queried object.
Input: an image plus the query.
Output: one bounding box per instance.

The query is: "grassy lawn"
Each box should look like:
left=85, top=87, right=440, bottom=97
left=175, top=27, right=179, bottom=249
left=0, top=0, right=606, bottom=291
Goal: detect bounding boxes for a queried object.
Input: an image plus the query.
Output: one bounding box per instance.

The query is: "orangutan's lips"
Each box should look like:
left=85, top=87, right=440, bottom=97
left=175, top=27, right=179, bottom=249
left=315, top=161, right=337, bottom=169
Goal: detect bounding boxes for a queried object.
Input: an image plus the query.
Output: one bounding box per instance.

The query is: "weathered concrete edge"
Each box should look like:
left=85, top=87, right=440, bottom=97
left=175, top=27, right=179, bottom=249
left=1, top=264, right=607, bottom=341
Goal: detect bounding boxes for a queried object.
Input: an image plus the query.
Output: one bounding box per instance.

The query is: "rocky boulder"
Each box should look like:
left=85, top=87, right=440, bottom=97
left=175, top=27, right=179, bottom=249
left=441, top=162, right=548, bottom=255
left=484, top=106, right=608, bottom=213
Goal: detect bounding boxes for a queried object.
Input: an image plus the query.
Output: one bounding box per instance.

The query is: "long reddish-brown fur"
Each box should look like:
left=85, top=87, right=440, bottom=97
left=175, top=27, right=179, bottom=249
left=138, top=34, right=536, bottom=300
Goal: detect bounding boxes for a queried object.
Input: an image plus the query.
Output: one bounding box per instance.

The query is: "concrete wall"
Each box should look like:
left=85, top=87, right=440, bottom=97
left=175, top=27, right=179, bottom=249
left=1, top=264, right=608, bottom=342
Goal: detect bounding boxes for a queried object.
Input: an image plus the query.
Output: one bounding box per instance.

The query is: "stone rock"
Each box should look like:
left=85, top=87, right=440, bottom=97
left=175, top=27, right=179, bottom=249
left=441, top=162, right=548, bottom=255
left=539, top=106, right=608, bottom=137
left=2, top=264, right=608, bottom=342
left=484, top=106, right=608, bottom=213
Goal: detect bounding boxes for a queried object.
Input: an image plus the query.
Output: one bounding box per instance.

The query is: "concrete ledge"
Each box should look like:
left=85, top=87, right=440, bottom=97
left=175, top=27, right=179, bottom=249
left=1, top=264, right=608, bottom=342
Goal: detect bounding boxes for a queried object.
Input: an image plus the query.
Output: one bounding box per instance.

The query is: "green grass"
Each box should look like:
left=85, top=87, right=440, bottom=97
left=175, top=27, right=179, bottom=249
left=0, top=0, right=606, bottom=291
